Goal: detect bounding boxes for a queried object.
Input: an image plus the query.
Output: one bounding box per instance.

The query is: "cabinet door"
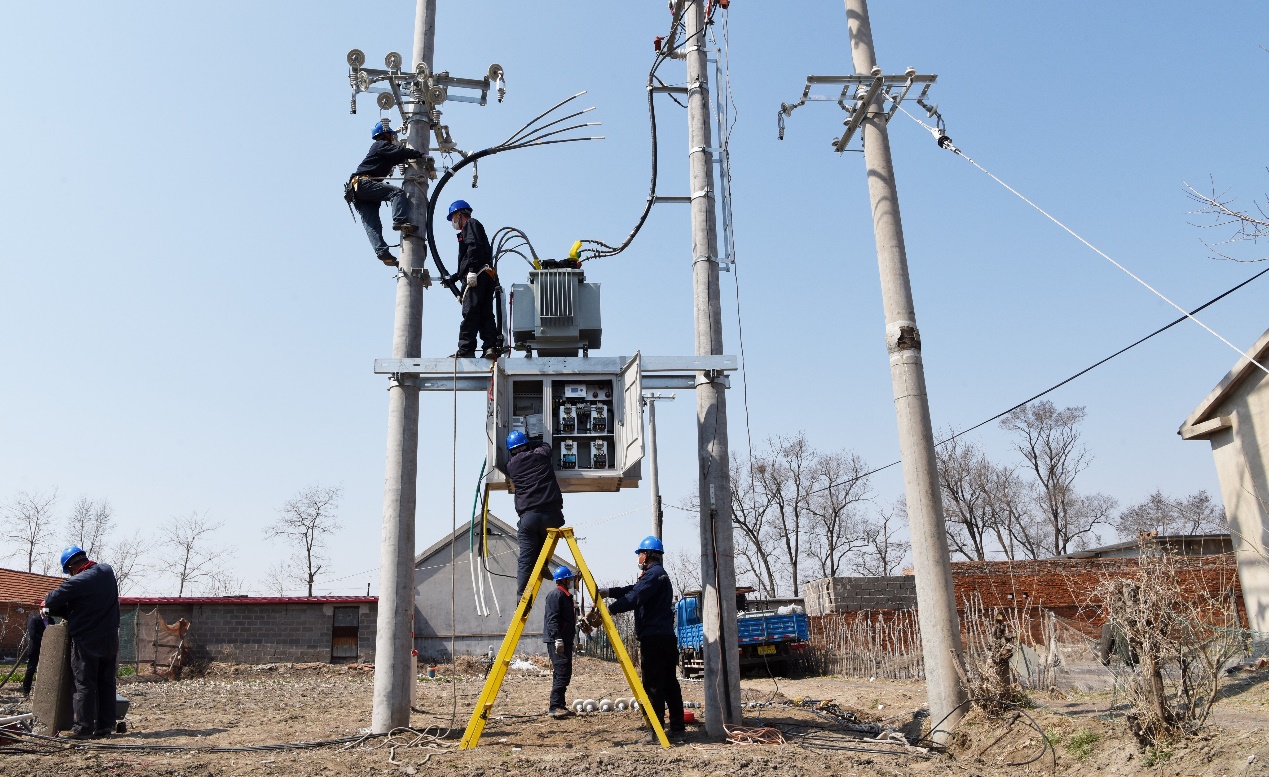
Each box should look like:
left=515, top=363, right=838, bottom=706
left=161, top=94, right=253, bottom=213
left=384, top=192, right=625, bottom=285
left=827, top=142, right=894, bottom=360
left=620, top=352, right=644, bottom=479
left=488, top=358, right=511, bottom=475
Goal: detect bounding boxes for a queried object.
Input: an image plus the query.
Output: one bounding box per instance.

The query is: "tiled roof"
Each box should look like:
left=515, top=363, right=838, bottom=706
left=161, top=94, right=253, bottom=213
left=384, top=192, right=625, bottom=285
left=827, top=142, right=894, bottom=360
left=0, top=567, right=64, bottom=605
left=119, top=596, right=377, bottom=606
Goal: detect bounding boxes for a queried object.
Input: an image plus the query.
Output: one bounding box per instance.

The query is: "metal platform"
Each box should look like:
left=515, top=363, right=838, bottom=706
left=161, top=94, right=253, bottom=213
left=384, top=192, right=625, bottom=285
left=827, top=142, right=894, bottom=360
left=374, top=354, right=736, bottom=391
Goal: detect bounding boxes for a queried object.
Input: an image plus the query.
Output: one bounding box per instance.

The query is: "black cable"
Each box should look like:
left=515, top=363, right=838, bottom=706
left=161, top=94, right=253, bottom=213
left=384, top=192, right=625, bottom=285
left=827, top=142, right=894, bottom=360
left=788, top=264, right=1269, bottom=500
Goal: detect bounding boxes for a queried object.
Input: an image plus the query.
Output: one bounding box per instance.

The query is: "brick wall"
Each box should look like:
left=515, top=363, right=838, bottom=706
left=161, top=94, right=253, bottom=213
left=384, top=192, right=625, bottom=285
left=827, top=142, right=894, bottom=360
left=802, top=576, right=917, bottom=616
left=949, top=557, right=1247, bottom=636
left=120, top=602, right=377, bottom=665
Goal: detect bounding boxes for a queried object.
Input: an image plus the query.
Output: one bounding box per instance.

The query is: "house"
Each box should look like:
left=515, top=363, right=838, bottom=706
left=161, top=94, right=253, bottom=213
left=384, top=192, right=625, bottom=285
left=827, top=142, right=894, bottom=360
left=1179, top=326, right=1269, bottom=632
left=0, top=567, right=63, bottom=655
left=118, top=596, right=377, bottom=665
left=413, top=513, right=574, bottom=659
left=1060, top=533, right=1234, bottom=559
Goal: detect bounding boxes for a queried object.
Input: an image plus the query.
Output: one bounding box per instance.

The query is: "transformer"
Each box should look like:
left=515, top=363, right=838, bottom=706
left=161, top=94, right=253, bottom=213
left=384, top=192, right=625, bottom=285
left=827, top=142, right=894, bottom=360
left=510, top=268, right=602, bottom=356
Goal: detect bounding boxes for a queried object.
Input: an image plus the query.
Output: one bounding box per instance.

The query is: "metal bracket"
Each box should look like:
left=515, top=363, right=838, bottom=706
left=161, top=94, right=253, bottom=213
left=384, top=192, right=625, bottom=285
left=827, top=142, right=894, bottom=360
left=777, top=69, right=937, bottom=152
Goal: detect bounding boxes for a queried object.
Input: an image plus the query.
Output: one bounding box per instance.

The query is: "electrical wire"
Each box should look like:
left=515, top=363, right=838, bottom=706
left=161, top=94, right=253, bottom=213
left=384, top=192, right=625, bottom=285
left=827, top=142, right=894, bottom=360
left=768, top=263, right=1269, bottom=501
left=891, top=102, right=1269, bottom=379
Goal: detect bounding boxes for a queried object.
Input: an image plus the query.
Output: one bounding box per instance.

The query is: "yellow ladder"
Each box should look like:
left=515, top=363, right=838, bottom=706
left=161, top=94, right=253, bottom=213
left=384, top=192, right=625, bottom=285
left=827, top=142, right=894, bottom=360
left=458, top=527, right=669, bottom=749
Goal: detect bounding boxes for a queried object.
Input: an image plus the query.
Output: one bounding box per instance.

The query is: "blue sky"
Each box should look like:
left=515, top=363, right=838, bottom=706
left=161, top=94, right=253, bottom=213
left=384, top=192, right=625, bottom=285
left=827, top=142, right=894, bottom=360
left=2, top=2, right=1266, bottom=594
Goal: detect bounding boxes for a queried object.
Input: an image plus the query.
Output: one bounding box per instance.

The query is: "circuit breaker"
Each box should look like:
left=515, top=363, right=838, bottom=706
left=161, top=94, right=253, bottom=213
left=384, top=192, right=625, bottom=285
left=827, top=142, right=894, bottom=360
left=559, top=440, right=578, bottom=469
left=590, top=440, right=608, bottom=469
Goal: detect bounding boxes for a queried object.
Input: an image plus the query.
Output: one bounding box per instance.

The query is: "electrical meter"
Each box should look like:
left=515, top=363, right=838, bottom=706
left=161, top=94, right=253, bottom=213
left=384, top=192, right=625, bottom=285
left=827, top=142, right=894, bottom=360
left=590, top=405, right=608, bottom=433
left=510, top=416, right=527, bottom=437
left=559, top=405, right=576, bottom=433
left=590, top=440, right=608, bottom=469
left=525, top=413, right=545, bottom=439
left=564, top=384, right=587, bottom=399
left=560, top=440, right=578, bottom=469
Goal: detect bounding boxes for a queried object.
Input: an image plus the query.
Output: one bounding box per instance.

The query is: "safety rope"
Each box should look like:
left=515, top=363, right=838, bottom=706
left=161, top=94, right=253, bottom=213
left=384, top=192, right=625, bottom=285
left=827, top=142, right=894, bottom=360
left=892, top=101, right=1269, bottom=378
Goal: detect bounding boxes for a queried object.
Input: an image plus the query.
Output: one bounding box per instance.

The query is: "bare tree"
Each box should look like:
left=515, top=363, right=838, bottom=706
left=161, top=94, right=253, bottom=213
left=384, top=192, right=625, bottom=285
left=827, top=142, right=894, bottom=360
left=664, top=547, right=701, bottom=599
left=936, top=434, right=997, bottom=561
left=66, top=496, right=114, bottom=558
left=109, top=531, right=147, bottom=595
left=1115, top=489, right=1227, bottom=539
left=1184, top=177, right=1269, bottom=263
left=854, top=498, right=911, bottom=576
left=265, top=485, right=342, bottom=597
left=982, top=460, right=1034, bottom=560
left=4, top=489, right=59, bottom=573
left=159, top=511, right=229, bottom=596
left=805, top=450, right=871, bottom=578
left=753, top=434, right=816, bottom=596
left=1000, top=402, right=1113, bottom=557
left=263, top=561, right=294, bottom=597
left=724, top=455, right=780, bottom=597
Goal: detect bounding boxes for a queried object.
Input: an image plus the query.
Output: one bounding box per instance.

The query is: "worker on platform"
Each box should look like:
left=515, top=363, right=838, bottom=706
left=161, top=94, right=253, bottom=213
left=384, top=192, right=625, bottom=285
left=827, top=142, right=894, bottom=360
left=448, top=200, right=499, bottom=359
left=348, top=119, right=424, bottom=267
left=20, top=608, right=46, bottom=698
left=44, top=546, right=120, bottom=739
left=544, top=565, right=580, bottom=720
left=597, top=536, right=685, bottom=740
left=506, top=430, right=565, bottom=597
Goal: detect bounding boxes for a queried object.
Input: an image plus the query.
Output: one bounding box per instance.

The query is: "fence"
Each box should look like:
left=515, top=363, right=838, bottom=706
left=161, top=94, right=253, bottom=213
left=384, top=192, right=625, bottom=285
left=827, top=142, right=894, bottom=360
left=585, top=611, right=639, bottom=665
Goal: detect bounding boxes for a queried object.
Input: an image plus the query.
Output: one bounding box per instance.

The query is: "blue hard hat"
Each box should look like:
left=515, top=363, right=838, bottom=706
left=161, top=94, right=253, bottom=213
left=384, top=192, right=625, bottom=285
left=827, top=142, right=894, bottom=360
left=635, top=536, right=664, bottom=554
left=372, top=120, right=395, bottom=139
left=60, top=545, right=86, bottom=574
left=447, top=200, right=473, bottom=221
left=506, top=430, right=528, bottom=452
left=553, top=565, right=575, bottom=582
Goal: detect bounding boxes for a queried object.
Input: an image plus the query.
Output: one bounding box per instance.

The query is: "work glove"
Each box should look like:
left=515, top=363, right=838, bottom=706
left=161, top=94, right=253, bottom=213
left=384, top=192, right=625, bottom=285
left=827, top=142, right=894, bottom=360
left=554, top=639, right=565, bottom=656
left=596, top=587, right=610, bottom=599
left=465, top=271, right=479, bottom=288
left=577, top=617, right=593, bottom=636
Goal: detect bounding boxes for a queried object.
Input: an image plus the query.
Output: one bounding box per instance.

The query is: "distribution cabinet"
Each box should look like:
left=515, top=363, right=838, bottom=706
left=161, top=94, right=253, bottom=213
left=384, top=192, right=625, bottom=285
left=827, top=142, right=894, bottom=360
left=486, top=353, right=643, bottom=493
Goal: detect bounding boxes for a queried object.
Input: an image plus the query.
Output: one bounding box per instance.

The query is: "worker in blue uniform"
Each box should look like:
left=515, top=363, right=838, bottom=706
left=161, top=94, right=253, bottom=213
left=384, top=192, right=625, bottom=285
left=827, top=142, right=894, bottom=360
left=543, top=565, right=580, bottom=719
left=505, top=430, right=566, bottom=596
left=21, top=609, right=46, bottom=698
left=348, top=119, right=424, bottom=266
left=44, top=546, right=120, bottom=739
left=598, top=536, right=685, bottom=740
left=448, top=200, right=499, bottom=359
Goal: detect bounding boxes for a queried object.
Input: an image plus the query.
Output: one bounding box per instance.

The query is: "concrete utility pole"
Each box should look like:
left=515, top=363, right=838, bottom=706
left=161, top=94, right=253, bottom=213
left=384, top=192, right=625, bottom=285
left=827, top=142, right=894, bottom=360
left=643, top=393, right=675, bottom=540
left=683, top=0, right=743, bottom=735
left=844, top=0, right=968, bottom=739
left=372, top=0, right=435, bottom=734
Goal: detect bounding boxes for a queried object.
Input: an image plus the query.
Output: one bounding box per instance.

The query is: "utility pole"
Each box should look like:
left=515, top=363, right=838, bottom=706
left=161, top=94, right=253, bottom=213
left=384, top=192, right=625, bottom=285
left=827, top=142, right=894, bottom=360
left=683, top=0, right=742, bottom=735
left=372, top=0, right=435, bottom=734
left=843, top=0, right=967, bottom=739
left=642, top=392, right=675, bottom=540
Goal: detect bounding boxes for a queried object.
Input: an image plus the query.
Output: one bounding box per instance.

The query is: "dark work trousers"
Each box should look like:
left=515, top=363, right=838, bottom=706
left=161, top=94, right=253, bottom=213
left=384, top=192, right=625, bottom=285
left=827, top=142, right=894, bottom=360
left=70, top=641, right=117, bottom=735
left=457, top=272, right=498, bottom=354
left=638, top=635, right=685, bottom=730
left=353, top=179, right=411, bottom=257
left=548, top=643, right=573, bottom=711
left=516, top=509, right=565, bottom=596
left=20, top=651, right=38, bottom=697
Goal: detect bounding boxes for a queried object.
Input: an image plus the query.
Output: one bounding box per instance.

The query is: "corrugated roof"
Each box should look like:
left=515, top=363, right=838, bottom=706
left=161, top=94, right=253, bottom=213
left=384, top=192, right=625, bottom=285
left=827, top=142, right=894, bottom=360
left=119, top=596, right=377, bottom=606
left=0, top=567, right=65, bottom=605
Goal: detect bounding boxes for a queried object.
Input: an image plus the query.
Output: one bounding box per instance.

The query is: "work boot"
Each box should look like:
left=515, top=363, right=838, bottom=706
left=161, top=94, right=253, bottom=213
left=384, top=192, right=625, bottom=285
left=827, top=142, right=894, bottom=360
left=92, top=729, right=113, bottom=739
left=391, top=222, right=417, bottom=235
left=451, top=350, right=476, bottom=359
left=60, top=728, right=93, bottom=740
left=482, top=347, right=500, bottom=360
left=377, top=251, right=399, bottom=267
left=550, top=707, right=576, bottom=720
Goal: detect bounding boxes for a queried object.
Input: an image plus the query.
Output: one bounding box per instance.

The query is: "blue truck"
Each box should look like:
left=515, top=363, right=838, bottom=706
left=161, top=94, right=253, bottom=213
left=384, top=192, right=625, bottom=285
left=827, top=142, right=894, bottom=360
left=674, top=589, right=810, bottom=677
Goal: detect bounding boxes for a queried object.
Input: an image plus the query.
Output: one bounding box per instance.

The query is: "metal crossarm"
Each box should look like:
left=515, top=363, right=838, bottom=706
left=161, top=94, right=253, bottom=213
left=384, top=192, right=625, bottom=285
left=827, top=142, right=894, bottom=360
left=458, top=527, right=668, bottom=749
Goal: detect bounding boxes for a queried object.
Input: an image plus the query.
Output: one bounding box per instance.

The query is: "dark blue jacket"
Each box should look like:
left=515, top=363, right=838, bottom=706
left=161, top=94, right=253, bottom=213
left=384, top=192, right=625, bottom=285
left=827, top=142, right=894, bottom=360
left=542, top=584, right=577, bottom=645
left=26, top=612, right=45, bottom=655
left=507, top=441, right=563, bottom=515
left=44, top=562, right=120, bottom=658
left=455, top=217, right=493, bottom=278
left=352, top=139, right=424, bottom=179
left=607, top=563, right=674, bottom=640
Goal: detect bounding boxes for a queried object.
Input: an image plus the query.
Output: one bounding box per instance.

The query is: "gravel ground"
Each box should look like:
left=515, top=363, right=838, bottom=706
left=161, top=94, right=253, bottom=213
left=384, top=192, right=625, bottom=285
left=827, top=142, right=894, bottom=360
left=2, top=657, right=1267, bottom=776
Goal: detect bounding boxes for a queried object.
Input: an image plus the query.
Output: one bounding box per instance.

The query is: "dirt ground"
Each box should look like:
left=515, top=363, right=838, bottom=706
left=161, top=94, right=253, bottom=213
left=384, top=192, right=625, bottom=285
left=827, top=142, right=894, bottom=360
left=2, top=657, right=1268, bottom=777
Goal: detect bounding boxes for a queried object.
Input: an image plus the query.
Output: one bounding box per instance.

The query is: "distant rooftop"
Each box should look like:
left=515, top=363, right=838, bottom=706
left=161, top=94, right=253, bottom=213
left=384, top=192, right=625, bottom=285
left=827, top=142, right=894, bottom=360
left=0, top=567, right=64, bottom=605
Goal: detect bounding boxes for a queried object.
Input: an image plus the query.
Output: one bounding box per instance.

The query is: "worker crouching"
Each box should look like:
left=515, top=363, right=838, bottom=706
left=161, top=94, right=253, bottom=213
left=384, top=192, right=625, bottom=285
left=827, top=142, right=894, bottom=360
left=544, top=566, right=580, bottom=720
left=598, top=536, right=685, bottom=741
left=44, top=545, right=121, bottom=739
